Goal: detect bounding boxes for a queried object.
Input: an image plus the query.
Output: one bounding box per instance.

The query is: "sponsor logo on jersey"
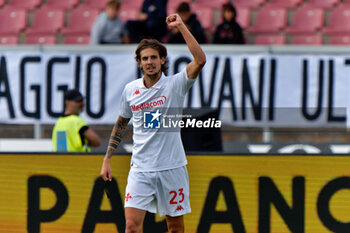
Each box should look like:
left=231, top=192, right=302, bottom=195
left=131, top=96, right=166, bottom=111
left=144, top=109, right=162, bottom=129
left=133, top=89, right=140, bottom=95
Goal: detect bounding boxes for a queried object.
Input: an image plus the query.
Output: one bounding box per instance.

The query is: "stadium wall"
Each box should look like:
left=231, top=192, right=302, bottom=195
left=1, top=153, right=350, bottom=233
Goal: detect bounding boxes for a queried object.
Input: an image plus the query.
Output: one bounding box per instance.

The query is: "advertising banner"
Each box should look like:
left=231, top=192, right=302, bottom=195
left=0, top=50, right=349, bottom=127
left=0, top=154, right=350, bottom=232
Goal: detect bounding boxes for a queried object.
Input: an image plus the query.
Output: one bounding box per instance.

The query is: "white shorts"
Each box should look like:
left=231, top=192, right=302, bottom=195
left=124, top=166, right=191, bottom=217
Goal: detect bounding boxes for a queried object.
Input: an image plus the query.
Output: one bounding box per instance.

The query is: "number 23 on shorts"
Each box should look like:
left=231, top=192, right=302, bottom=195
left=169, top=188, right=184, bottom=204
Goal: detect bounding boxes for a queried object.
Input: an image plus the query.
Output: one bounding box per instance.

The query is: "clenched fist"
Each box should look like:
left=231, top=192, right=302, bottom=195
left=166, top=13, right=184, bottom=28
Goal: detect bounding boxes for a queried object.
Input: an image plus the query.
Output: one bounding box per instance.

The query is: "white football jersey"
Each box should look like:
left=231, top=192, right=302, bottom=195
left=119, top=68, right=196, bottom=171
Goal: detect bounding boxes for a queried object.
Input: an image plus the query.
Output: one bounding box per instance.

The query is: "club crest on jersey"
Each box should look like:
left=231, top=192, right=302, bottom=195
left=144, top=109, right=162, bottom=129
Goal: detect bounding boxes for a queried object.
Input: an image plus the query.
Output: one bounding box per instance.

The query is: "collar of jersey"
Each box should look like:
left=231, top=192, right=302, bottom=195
left=140, top=73, right=164, bottom=89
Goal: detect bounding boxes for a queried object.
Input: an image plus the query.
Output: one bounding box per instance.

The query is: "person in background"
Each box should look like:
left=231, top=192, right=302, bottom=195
left=213, top=3, right=245, bottom=44
left=126, top=0, right=168, bottom=43
left=52, top=89, right=101, bottom=152
left=90, top=0, right=128, bottom=44
left=167, top=2, right=206, bottom=44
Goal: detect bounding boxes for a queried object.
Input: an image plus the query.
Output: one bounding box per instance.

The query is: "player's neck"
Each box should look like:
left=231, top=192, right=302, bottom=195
left=143, top=73, right=162, bottom=88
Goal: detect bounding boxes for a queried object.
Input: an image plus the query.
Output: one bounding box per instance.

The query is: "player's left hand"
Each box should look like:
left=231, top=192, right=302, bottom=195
left=166, top=13, right=184, bottom=28
left=101, top=158, right=112, bottom=181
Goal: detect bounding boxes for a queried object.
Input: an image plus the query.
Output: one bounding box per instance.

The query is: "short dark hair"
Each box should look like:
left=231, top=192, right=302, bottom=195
left=106, top=0, right=120, bottom=11
left=176, top=2, right=191, bottom=13
left=222, top=3, right=237, bottom=20
left=64, top=89, right=83, bottom=101
left=135, top=39, right=169, bottom=73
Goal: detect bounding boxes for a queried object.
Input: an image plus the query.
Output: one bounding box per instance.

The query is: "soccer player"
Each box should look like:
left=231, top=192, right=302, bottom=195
left=100, top=13, right=206, bottom=233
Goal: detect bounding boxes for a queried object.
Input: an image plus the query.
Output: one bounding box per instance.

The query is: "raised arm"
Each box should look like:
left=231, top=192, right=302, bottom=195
left=100, top=116, right=130, bottom=181
left=166, top=13, right=206, bottom=79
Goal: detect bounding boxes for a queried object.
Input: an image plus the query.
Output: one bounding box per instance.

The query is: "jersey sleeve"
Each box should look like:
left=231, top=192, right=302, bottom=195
left=173, top=68, right=196, bottom=96
left=119, top=86, right=132, bottom=118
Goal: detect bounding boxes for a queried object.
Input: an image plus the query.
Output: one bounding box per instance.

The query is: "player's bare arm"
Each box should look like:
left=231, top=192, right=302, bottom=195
left=101, top=116, right=130, bottom=181
left=166, top=13, right=206, bottom=79
left=107, top=116, right=130, bottom=155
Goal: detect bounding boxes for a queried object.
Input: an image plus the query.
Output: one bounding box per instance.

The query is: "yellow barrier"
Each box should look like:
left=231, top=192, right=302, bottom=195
left=0, top=154, right=350, bottom=233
